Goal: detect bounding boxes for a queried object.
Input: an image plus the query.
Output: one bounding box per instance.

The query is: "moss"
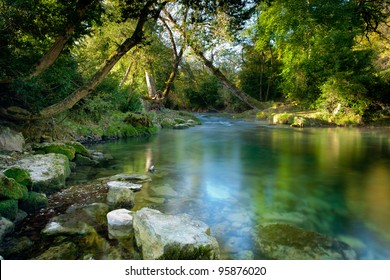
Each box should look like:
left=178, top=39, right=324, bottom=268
left=259, top=224, right=330, bottom=250
left=3, top=166, right=32, bottom=187
left=19, top=191, right=48, bottom=212
left=158, top=244, right=216, bottom=260
left=66, top=142, right=90, bottom=156
left=34, top=143, right=76, bottom=160
left=0, top=199, right=18, bottom=220
left=0, top=174, right=28, bottom=200
left=34, top=242, right=78, bottom=260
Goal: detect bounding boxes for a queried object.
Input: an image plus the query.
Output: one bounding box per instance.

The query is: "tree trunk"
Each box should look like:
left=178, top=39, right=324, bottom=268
left=163, top=10, right=261, bottom=110
left=145, top=70, right=157, bottom=98
left=29, top=0, right=95, bottom=78
left=193, top=47, right=262, bottom=110
left=120, top=61, right=134, bottom=88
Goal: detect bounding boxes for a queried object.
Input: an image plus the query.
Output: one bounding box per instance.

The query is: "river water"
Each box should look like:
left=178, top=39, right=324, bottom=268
left=70, top=114, right=390, bottom=259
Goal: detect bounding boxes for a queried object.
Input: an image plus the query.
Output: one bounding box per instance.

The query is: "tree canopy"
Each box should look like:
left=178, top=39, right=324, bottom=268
left=0, top=0, right=389, bottom=122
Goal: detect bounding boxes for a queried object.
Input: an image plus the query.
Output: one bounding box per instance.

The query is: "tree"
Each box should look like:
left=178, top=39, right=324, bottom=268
left=0, top=0, right=167, bottom=120
left=163, top=0, right=264, bottom=109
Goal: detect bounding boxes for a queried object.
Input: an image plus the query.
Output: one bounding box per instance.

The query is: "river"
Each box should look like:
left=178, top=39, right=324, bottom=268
left=66, top=114, right=390, bottom=259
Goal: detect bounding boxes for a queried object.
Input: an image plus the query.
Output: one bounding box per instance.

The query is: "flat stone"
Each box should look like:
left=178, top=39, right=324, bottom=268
left=107, top=209, right=134, bottom=239
left=16, top=153, right=70, bottom=194
left=133, top=208, right=220, bottom=260
left=110, top=174, right=151, bottom=183
left=150, top=185, right=177, bottom=197
left=107, top=181, right=142, bottom=192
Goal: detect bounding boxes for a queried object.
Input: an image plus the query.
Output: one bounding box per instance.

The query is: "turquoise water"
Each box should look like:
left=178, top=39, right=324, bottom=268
left=77, top=115, right=390, bottom=259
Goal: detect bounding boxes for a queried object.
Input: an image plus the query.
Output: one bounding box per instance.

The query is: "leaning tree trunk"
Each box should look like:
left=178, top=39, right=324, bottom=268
left=163, top=10, right=261, bottom=110
left=0, top=1, right=156, bottom=121
left=29, top=0, right=95, bottom=78
left=145, top=70, right=157, bottom=99
left=193, top=48, right=262, bottom=110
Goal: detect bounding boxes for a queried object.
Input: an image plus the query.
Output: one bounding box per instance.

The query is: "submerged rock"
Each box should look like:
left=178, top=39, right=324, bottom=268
left=106, top=186, right=135, bottom=210
left=254, top=224, right=357, bottom=260
left=110, top=174, right=152, bottom=183
left=133, top=208, right=220, bottom=260
left=107, top=209, right=134, bottom=239
left=16, top=153, right=70, bottom=194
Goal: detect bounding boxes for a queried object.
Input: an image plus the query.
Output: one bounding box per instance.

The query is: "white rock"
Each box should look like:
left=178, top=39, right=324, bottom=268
left=133, top=208, right=220, bottom=260
left=16, top=153, right=70, bottom=193
left=107, top=181, right=142, bottom=192
left=107, top=209, right=134, bottom=239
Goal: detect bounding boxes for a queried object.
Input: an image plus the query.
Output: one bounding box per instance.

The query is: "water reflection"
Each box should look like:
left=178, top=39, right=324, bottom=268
left=86, top=116, right=390, bottom=259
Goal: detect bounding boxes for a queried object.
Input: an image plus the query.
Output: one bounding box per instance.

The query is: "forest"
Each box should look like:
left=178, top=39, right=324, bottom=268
left=1, top=0, right=390, bottom=139
left=1, top=0, right=390, bottom=263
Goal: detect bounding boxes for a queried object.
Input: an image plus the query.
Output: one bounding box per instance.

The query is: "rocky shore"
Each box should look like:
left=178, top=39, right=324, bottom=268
left=0, top=120, right=359, bottom=260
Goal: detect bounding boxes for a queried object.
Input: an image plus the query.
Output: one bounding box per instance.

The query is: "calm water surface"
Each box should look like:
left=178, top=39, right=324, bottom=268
left=75, top=115, right=390, bottom=259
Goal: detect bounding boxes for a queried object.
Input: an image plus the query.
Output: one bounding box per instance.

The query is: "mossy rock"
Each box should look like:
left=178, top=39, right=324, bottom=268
left=74, top=154, right=97, bottom=166
left=34, top=242, right=78, bottom=260
left=19, top=192, right=48, bottom=212
left=66, top=141, right=90, bottom=157
left=0, top=199, right=18, bottom=220
left=158, top=244, right=216, bottom=260
left=0, top=173, right=28, bottom=200
left=124, top=112, right=154, bottom=128
left=273, top=113, right=294, bottom=124
left=33, top=143, right=76, bottom=160
left=3, top=166, right=32, bottom=187
left=255, top=224, right=356, bottom=260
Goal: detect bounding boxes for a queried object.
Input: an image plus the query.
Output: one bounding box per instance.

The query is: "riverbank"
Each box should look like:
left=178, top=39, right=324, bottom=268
left=232, top=102, right=390, bottom=128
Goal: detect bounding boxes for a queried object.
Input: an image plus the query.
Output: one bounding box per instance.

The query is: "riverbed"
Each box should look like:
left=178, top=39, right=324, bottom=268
left=65, top=114, right=390, bottom=259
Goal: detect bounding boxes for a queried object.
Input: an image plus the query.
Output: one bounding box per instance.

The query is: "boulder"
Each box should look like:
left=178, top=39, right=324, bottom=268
left=16, top=153, right=70, bottom=194
left=0, top=199, right=18, bottom=220
left=74, top=154, right=98, bottom=166
left=0, top=173, right=28, bottom=200
left=65, top=203, right=110, bottom=232
left=254, top=224, right=357, bottom=260
left=33, top=142, right=76, bottom=160
left=107, top=181, right=142, bottom=192
left=110, top=174, right=151, bottom=183
left=0, top=217, right=14, bottom=243
left=107, top=209, right=134, bottom=239
left=106, top=186, right=135, bottom=210
left=133, top=208, right=220, bottom=260
left=19, top=192, right=48, bottom=212
left=66, top=141, right=90, bottom=157
left=0, top=126, right=25, bottom=152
